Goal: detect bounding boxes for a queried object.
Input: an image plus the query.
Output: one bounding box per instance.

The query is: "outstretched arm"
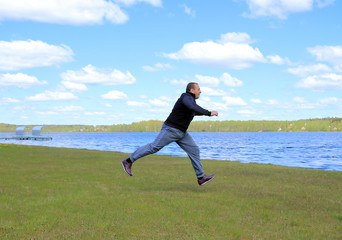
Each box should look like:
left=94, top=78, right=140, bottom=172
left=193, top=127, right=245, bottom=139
left=182, top=94, right=211, bottom=116
left=182, top=94, right=219, bottom=117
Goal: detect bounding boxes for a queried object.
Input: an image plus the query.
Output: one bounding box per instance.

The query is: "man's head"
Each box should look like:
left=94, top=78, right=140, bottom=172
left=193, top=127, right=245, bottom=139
left=186, top=82, right=201, bottom=99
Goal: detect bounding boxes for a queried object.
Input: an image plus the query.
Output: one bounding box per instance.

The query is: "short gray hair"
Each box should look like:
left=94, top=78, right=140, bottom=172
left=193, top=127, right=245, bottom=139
left=186, top=82, right=198, bottom=93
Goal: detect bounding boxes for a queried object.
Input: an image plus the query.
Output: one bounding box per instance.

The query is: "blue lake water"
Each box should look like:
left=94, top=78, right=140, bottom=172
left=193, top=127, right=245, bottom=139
left=1, top=132, right=341, bottom=171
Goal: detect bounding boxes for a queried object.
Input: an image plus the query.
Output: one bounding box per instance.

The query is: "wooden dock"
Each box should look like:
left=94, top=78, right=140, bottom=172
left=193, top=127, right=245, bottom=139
left=1, top=136, right=52, bottom=141
left=1, top=126, right=52, bottom=141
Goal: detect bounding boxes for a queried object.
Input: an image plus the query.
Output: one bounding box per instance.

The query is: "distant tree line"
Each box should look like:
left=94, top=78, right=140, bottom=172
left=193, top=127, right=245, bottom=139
left=1, top=118, right=342, bottom=133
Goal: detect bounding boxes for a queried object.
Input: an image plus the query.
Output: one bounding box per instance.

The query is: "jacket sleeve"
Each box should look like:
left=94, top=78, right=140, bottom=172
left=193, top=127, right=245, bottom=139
left=182, top=94, right=211, bottom=116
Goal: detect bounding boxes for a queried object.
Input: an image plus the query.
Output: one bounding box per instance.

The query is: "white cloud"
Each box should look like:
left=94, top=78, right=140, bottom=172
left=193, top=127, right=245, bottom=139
left=296, top=73, right=342, bottom=90
left=287, top=64, right=331, bottom=77
left=149, top=99, right=170, bottom=107
left=292, top=97, right=317, bottom=109
left=11, top=106, right=24, bottom=111
left=35, top=111, right=58, bottom=115
left=34, top=105, right=84, bottom=116
left=218, top=32, right=253, bottom=44
left=148, top=108, right=170, bottom=113
left=204, top=101, right=230, bottom=111
left=265, top=99, right=279, bottom=105
left=5, top=97, right=20, bottom=103
left=335, top=64, right=342, bottom=72
left=293, top=102, right=316, bottom=109
left=26, top=91, right=78, bottom=101
left=168, top=73, right=242, bottom=89
left=159, top=96, right=175, bottom=102
left=195, top=74, right=220, bottom=87
left=293, top=97, right=306, bottom=103
left=220, top=73, right=243, bottom=87
left=242, top=0, right=334, bottom=19
left=142, top=63, right=173, bottom=72
left=250, top=98, right=262, bottom=104
left=114, top=0, right=162, bottom=7
left=0, top=0, right=129, bottom=25
left=307, top=45, right=342, bottom=65
left=201, top=87, right=227, bottom=96
left=0, top=0, right=163, bottom=25
left=61, top=81, right=88, bottom=92
left=52, top=105, right=84, bottom=112
left=166, top=79, right=188, bottom=86
left=126, top=101, right=149, bottom=107
left=101, top=90, right=127, bottom=100
left=103, top=103, right=112, bottom=107
left=139, top=95, right=148, bottom=99
left=198, top=96, right=211, bottom=102
left=222, top=96, right=247, bottom=106
left=165, top=32, right=266, bottom=69
left=61, top=64, right=136, bottom=85
left=291, top=96, right=341, bottom=109
left=238, top=109, right=256, bottom=115
left=198, top=95, right=248, bottom=111
left=84, top=112, right=106, bottom=116
left=0, top=73, right=47, bottom=88
left=0, top=40, right=73, bottom=71
left=316, top=0, right=335, bottom=7
left=266, top=55, right=291, bottom=65
left=317, top=97, right=340, bottom=105
left=181, top=4, right=196, bottom=17
left=0, top=97, right=20, bottom=105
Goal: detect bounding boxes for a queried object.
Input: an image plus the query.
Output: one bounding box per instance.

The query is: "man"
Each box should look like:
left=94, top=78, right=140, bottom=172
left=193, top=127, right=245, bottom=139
left=121, top=82, right=218, bottom=186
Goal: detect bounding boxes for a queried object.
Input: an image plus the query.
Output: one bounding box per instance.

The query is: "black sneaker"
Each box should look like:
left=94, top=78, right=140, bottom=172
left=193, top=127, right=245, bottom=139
left=121, top=158, right=133, bottom=176
left=198, top=174, right=215, bottom=186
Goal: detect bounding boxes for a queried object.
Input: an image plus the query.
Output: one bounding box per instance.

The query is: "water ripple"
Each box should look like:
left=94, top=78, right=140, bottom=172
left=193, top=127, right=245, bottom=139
left=1, top=132, right=342, bottom=171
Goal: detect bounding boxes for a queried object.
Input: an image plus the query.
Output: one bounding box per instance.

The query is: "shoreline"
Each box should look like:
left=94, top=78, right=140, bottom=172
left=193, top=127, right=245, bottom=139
left=1, top=143, right=341, bottom=172
left=1, top=118, right=342, bottom=132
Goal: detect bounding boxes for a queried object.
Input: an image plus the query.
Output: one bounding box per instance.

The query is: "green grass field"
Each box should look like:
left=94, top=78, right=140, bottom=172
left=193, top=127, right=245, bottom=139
left=1, top=144, right=341, bottom=239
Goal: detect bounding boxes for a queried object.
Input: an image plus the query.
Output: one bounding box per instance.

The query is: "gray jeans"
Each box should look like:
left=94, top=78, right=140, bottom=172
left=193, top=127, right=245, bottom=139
left=129, top=124, right=204, bottom=178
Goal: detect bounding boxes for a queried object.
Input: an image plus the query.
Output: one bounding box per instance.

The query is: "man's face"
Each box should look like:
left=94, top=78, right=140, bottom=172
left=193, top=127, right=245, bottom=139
left=190, top=84, right=201, bottom=99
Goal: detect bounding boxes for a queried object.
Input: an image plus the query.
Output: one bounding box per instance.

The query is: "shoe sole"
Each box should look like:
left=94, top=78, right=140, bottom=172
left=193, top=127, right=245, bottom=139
left=121, top=161, right=132, bottom=176
left=199, top=175, right=215, bottom=186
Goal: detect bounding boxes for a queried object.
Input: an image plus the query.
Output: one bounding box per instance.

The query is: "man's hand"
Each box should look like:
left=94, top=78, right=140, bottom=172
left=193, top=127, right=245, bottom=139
left=210, top=111, right=218, bottom=116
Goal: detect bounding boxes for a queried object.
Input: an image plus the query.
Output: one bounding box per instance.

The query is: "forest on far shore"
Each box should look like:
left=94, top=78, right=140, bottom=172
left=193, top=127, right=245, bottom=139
left=1, top=118, right=342, bottom=133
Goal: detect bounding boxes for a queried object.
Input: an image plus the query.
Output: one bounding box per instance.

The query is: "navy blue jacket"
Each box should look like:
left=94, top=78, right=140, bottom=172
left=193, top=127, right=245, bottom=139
left=164, top=92, right=211, bottom=132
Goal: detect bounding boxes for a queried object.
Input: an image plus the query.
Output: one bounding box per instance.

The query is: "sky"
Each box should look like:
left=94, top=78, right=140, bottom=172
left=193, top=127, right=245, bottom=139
left=0, top=0, right=341, bottom=126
